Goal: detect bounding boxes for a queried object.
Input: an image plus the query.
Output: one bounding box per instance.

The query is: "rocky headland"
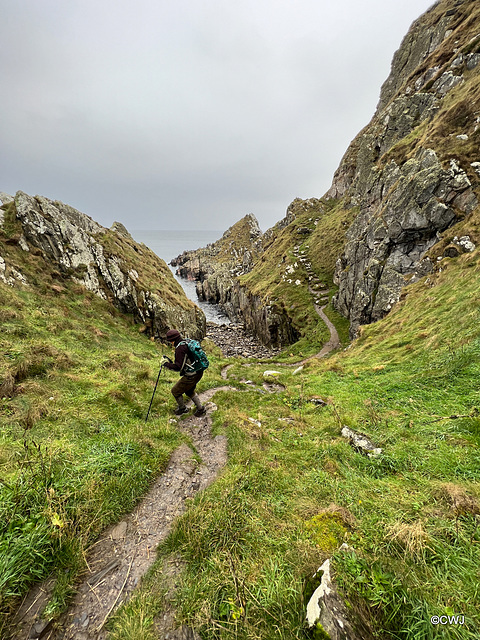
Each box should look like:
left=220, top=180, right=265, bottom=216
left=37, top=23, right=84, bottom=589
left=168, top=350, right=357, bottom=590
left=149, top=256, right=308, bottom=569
left=0, top=191, right=205, bottom=340
left=170, top=213, right=262, bottom=317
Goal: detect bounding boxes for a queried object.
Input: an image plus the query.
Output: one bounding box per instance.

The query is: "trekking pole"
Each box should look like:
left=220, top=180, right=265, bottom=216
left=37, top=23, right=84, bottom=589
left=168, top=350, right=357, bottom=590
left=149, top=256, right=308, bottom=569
left=145, top=364, right=163, bottom=423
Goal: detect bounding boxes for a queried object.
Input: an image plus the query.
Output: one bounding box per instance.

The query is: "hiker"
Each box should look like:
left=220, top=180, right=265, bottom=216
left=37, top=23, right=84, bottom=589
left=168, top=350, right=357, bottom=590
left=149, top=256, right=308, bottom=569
left=161, top=329, right=207, bottom=417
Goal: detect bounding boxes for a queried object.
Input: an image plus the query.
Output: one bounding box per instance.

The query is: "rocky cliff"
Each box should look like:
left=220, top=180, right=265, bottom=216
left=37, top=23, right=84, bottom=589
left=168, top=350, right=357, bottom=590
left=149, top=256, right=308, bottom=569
left=173, top=199, right=328, bottom=348
left=175, top=0, right=480, bottom=345
left=329, top=0, right=479, bottom=336
left=128, top=0, right=480, bottom=349
left=0, top=191, right=205, bottom=339
left=171, top=214, right=263, bottom=320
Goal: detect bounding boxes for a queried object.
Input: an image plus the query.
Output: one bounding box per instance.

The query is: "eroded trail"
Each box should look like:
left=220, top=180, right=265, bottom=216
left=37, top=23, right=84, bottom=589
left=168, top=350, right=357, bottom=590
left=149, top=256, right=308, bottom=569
left=11, top=387, right=236, bottom=640
left=303, top=289, right=340, bottom=362
left=12, top=279, right=340, bottom=639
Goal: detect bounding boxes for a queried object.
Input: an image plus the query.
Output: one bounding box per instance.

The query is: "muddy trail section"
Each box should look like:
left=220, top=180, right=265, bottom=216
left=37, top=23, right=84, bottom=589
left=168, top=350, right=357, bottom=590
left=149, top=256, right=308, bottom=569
left=10, top=387, right=236, bottom=640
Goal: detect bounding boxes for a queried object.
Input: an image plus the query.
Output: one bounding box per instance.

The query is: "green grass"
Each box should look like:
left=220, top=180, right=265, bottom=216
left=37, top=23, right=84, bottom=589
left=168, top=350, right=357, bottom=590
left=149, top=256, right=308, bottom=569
left=0, top=263, right=229, bottom=633
left=236, top=198, right=353, bottom=357
left=104, top=239, right=480, bottom=639
left=2, top=240, right=479, bottom=638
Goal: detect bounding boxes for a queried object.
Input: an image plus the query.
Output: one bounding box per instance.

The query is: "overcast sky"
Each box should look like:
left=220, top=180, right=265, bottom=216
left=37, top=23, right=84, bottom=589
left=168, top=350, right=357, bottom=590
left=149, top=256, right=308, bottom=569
left=1, top=0, right=435, bottom=232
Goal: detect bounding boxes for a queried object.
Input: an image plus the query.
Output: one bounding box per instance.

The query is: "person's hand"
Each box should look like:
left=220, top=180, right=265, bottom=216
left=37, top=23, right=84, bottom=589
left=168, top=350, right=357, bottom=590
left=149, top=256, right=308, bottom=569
left=161, top=355, right=172, bottom=365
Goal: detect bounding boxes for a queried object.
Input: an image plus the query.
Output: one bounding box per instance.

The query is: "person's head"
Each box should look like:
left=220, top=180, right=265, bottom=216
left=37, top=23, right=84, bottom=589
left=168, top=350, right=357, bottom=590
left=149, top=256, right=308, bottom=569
left=166, top=329, right=181, bottom=346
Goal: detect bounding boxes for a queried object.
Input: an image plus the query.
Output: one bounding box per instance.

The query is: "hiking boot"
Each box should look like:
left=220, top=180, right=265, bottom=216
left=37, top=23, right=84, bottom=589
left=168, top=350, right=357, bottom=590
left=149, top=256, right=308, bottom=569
left=194, top=407, right=207, bottom=417
left=174, top=406, right=189, bottom=415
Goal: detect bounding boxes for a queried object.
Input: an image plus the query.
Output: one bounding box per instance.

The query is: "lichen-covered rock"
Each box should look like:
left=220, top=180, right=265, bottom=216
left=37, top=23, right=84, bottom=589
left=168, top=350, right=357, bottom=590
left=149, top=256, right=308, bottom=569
left=341, top=426, right=382, bottom=457
left=7, top=191, right=205, bottom=339
left=0, top=255, right=28, bottom=287
left=306, top=556, right=358, bottom=639
left=376, top=8, right=453, bottom=112
left=111, top=221, right=134, bottom=239
left=332, top=148, right=477, bottom=336
left=328, top=1, right=480, bottom=337
left=0, top=192, right=14, bottom=227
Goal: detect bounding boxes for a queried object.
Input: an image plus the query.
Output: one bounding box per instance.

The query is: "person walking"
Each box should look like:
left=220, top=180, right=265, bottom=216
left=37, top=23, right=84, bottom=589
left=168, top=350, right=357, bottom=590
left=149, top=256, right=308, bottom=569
left=162, top=329, right=207, bottom=417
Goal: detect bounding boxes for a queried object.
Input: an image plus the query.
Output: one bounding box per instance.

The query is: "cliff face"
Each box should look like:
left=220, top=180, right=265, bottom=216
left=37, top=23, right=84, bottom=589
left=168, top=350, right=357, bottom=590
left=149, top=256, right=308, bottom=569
left=329, top=0, right=480, bottom=335
left=170, top=1, right=480, bottom=346
left=173, top=199, right=326, bottom=348
left=0, top=191, right=205, bottom=339
left=171, top=214, right=263, bottom=320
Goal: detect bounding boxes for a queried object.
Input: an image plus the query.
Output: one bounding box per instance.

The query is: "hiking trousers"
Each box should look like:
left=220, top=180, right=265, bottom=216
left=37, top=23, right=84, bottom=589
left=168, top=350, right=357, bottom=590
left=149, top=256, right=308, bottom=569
left=171, top=371, right=204, bottom=399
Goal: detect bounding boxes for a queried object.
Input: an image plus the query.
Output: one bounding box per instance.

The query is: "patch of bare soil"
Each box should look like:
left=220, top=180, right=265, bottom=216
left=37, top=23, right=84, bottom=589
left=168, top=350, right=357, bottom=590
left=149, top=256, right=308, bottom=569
left=10, top=387, right=236, bottom=640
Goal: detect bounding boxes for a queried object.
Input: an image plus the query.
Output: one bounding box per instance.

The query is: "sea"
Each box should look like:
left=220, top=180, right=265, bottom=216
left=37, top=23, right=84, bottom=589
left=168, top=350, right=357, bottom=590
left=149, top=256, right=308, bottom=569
left=130, top=229, right=231, bottom=325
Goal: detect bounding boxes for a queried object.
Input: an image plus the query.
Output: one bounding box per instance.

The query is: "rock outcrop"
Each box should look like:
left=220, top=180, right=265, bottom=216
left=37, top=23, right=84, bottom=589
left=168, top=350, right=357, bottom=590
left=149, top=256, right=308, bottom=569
left=1, top=191, right=205, bottom=339
left=329, top=0, right=480, bottom=336
left=230, top=281, right=301, bottom=347
left=332, top=149, right=477, bottom=333
left=306, top=553, right=358, bottom=640
left=171, top=206, right=312, bottom=348
left=171, top=214, right=262, bottom=319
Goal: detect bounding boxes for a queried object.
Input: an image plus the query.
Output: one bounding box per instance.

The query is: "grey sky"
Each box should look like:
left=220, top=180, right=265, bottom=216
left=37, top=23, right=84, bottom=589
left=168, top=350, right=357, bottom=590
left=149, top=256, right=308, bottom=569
left=1, top=0, right=435, bottom=232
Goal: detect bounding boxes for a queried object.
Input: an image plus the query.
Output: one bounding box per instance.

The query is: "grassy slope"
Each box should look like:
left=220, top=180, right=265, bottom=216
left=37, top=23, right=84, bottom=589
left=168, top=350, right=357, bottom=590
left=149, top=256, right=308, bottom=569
left=119, top=215, right=477, bottom=640
left=239, top=199, right=354, bottom=358
left=99, top=228, right=194, bottom=312
left=0, top=230, right=227, bottom=630
left=2, top=208, right=479, bottom=639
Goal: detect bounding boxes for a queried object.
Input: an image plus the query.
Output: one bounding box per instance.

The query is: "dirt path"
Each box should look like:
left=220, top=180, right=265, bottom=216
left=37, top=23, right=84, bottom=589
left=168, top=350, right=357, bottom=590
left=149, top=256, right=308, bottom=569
left=10, top=387, right=236, bottom=640
left=301, top=287, right=340, bottom=363
left=11, top=267, right=340, bottom=639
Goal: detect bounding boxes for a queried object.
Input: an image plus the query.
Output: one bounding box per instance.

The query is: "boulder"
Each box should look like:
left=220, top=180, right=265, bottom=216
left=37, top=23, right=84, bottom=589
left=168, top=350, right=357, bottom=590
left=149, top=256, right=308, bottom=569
left=306, top=553, right=358, bottom=639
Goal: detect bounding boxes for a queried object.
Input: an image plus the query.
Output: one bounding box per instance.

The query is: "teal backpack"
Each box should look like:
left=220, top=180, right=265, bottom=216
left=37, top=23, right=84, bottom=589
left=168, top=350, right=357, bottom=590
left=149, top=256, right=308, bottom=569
left=179, top=339, right=209, bottom=374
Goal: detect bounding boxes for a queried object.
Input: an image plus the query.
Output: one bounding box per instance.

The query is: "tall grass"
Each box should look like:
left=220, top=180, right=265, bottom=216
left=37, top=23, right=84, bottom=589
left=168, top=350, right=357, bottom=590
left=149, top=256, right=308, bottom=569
left=0, top=276, right=203, bottom=630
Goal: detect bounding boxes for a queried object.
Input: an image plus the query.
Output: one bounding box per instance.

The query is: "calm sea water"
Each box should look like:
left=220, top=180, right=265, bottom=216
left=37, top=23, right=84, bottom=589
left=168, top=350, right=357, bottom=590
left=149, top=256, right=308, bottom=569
left=130, top=229, right=231, bottom=324
left=130, top=229, right=222, bottom=263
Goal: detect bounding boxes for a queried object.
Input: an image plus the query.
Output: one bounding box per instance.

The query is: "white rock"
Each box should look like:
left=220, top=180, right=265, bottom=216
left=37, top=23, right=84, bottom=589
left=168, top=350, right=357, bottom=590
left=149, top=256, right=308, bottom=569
left=341, top=426, right=382, bottom=457
left=470, top=162, right=480, bottom=176
left=306, top=560, right=332, bottom=627
left=18, top=235, right=30, bottom=251
left=453, top=235, right=476, bottom=252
